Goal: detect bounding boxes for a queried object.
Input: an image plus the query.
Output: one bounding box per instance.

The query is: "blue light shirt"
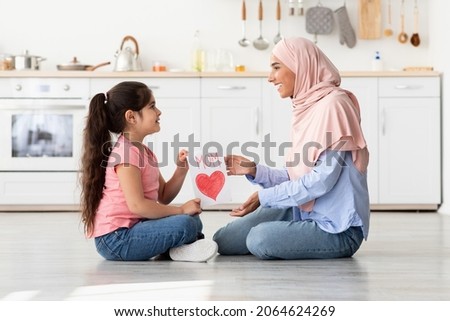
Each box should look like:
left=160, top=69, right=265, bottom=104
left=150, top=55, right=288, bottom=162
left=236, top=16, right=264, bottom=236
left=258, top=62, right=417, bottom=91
left=248, top=150, right=370, bottom=239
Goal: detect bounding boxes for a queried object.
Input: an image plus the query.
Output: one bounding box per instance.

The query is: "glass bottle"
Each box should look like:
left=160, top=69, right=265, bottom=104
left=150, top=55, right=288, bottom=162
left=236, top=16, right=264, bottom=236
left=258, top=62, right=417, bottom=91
left=191, top=30, right=205, bottom=72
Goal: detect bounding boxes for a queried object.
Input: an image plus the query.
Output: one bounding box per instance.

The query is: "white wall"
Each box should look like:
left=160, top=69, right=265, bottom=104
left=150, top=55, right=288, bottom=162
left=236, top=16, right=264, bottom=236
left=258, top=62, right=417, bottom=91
left=0, top=0, right=431, bottom=72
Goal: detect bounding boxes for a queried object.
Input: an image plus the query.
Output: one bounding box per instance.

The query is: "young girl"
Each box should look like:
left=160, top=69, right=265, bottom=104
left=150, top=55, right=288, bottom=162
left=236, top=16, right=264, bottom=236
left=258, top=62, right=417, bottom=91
left=80, top=81, right=217, bottom=262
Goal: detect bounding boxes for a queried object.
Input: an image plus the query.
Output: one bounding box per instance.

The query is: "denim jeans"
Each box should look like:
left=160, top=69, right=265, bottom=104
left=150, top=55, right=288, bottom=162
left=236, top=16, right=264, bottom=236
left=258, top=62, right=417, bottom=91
left=95, top=214, right=203, bottom=261
left=213, top=207, right=363, bottom=260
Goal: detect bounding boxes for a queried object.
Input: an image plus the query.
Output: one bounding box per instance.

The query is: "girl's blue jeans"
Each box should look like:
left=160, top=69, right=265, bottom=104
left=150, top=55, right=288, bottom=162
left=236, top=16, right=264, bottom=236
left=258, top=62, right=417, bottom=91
left=95, top=214, right=203, bottom=261
left=213, top=207, right=364, bottom=260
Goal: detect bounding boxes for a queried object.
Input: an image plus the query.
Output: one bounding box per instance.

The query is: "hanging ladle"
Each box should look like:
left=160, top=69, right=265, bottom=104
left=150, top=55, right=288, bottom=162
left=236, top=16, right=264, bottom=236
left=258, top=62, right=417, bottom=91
left=410, top=0, right=421, bottom=47
left=274, top=0, right=282, bottom=44
left=398, top=0, right=408, bottom=43
left=253, top=0, right=270, bottom=50
left=238, top=0, right=251, bottom=47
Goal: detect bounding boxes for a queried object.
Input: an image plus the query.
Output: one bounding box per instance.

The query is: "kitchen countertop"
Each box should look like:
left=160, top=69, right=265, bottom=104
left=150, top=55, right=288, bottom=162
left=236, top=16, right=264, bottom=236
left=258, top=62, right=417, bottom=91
left=0, top=70, right=441, bottom=78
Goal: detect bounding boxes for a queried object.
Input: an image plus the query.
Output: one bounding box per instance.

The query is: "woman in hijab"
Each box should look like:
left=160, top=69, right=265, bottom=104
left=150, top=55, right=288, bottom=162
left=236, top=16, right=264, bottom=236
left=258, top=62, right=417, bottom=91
left=213, top=37, right=370, bottom=260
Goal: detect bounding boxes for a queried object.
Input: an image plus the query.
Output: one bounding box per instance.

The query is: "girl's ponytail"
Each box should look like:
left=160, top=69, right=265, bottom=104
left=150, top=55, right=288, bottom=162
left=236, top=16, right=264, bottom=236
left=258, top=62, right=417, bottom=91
left=80, top=93, right=112, bottom=236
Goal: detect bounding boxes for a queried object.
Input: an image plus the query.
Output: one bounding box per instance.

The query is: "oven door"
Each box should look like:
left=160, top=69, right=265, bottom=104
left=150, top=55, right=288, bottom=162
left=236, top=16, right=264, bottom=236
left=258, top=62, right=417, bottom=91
left=0, top=99, right=87, bottom=171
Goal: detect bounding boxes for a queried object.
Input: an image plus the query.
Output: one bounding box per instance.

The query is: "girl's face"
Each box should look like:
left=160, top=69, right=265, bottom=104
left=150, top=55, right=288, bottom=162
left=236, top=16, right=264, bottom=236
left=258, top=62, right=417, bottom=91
left=134, top=95, right=161, bottom=137
left=268, top=55, right=295, bottom=98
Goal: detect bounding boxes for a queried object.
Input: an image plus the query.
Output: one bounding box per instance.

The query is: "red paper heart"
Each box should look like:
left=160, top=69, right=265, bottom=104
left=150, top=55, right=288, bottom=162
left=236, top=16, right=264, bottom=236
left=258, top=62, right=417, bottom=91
left=195, top=171, right=225, bottom=201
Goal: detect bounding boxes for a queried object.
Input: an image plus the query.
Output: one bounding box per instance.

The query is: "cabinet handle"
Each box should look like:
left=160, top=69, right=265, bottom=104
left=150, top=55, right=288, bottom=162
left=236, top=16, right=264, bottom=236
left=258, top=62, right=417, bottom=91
left=217, top=85, right=247, bottom=90
left=255, top=108, right=259, bottom=136
left=381, top=108, right=386, bottom=136
left=148, top=86, right=160, bottom=90
left=394, top=84, right=421, bottom=90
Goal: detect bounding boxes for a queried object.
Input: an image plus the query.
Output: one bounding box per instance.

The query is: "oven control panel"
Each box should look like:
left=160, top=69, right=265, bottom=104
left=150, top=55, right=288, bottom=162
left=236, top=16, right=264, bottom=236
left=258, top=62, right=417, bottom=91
left=0, top=78, right=89, bottom=99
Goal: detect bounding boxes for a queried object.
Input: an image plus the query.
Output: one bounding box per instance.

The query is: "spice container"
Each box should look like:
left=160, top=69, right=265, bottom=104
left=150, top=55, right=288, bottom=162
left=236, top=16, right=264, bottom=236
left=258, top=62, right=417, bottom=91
left=152, top=61, right=167, bottom=72
left=0, top=54, right=15, bottom=70
left=235, top=65, right=246, bottom=72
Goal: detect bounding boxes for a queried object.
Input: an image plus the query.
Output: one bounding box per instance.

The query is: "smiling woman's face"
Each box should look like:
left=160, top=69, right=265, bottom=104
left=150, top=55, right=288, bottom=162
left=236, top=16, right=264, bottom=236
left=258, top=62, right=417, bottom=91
left=268, top=55, right=296, bottom=99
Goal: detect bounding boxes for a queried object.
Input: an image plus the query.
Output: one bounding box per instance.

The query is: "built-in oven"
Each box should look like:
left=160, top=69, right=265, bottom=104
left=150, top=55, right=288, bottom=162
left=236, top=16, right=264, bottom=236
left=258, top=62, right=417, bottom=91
left=0, top=78, right=89, bottom=210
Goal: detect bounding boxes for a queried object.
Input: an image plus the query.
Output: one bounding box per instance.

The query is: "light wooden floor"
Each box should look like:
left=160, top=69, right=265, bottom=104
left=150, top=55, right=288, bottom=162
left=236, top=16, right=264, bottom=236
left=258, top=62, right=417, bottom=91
left=1, top=210, right=449, bottom=301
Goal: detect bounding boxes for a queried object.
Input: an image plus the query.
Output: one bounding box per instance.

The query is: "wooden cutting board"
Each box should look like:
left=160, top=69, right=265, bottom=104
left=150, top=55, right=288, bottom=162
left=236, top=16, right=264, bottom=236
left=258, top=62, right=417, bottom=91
left=358, top=0, right=382, bottom=39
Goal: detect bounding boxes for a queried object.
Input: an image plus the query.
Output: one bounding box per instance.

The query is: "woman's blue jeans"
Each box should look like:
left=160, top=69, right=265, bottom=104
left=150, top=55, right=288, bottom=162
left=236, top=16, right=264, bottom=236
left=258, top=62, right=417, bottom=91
left=95, top=214, right=203, bottom=261
left=213, top=207, right=363, bottom=260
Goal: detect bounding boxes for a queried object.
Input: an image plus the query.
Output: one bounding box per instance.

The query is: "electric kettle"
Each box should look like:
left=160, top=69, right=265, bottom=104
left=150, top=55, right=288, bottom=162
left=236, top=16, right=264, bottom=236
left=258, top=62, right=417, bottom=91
left=113, top=35, right=143, bottom=71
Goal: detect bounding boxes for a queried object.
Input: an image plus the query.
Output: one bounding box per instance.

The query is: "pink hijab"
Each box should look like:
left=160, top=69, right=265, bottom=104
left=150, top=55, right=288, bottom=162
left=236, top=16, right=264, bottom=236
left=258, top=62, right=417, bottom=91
left=272, top=37, right=369, bottom=212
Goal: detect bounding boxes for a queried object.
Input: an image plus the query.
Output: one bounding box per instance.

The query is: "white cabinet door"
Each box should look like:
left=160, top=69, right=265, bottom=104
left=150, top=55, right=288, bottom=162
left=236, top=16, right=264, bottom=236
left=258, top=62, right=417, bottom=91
left=264, top=78, right=379, bottom=204
left=146, top=98, right=201, bottom=205
left=261, top=83, right=293, bottom=168
left=201, top=98, right=262, bottom=205
left=201, top=98, right=260, bottom=155
left=340, top=77, right=379, bottom=204
left=201, top=78, right=262, bottom=205
left=90, top=78, right=201, bottom=205
left=378, top=97, right=441, bottom=204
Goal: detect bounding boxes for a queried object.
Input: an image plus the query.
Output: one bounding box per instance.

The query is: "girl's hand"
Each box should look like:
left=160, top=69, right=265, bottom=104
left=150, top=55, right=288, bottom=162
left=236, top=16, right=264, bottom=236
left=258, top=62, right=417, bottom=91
left=176, top=149, right=189, bottom=170
left=230, top=192, right=260, bottom=217
left=180, top=198, right=202, bottom=215
left=225, top=155, right=256, bottom=177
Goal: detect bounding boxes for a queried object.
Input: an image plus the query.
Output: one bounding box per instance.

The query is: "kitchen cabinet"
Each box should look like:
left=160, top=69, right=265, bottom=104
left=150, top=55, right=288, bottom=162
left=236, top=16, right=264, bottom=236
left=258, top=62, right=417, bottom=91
left=200, top=78, right=262, bottom=206
left=0, top=72, right=441, bottom=211
left=340, top=77, right=379, bottom=204
left=0, top=172, right=80, bottom=206
left=377, top=77, right=441, bottom=208
left=261, top=84, right=293, bottom=169
left=264, top=75, right=441, bottom=210
left=151, top=98, right=201, bottom=204
left=90, top=78, right=201, bottom=204
left=262, top=78, right=379, bottom=204
left=90, top=77, right=263, bottom=207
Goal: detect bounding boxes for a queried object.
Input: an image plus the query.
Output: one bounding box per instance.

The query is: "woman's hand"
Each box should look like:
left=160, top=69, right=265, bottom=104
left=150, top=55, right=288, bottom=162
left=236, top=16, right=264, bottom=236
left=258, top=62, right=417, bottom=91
left=230, top=192, right=260, bottom=217
left=225, top=155, right=256, bottom=177
left=176, top=149, right=189, bottom=170
left=180, top=198, right=202, bottom=215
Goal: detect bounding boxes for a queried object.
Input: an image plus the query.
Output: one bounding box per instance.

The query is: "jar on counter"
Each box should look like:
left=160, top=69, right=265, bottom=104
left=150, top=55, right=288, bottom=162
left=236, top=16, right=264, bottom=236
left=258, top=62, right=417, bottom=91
left=0, top=54, right=15, bottom=70
left=235, top=65, right=246, bottom=72
left=152, top=61, right=167, bottom=72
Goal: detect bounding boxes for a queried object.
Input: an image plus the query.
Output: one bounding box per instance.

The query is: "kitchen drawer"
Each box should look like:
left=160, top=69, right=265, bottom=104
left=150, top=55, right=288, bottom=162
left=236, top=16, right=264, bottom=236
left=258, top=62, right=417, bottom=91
left=90, top=78, right=200, bottom=98
left=379, top=77, right=440, bottom=97
left=0, top=172, right=80, bottom=205
left=201, top=78, right=261, bottom=98
left=0, top=78, right=89, bottom=98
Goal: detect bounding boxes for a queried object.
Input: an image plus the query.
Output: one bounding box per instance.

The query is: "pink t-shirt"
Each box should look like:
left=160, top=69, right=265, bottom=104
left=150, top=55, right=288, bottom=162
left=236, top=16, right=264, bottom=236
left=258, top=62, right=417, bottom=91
left=91, top=134, right=160, bottom=238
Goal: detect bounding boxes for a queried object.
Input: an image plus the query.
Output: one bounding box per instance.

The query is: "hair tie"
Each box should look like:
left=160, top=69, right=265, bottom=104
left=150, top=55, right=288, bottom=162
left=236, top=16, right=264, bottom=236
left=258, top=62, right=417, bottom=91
left=104, top=92, right=108, bottom=104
